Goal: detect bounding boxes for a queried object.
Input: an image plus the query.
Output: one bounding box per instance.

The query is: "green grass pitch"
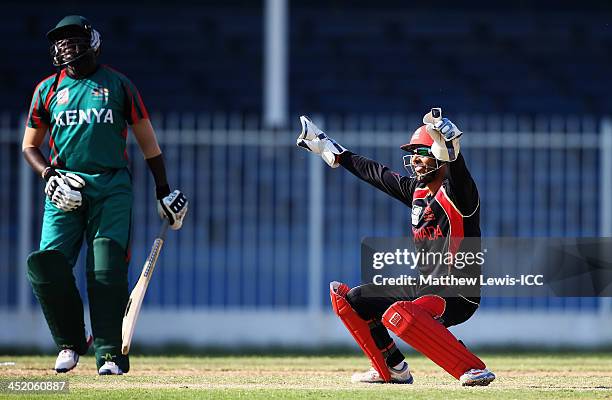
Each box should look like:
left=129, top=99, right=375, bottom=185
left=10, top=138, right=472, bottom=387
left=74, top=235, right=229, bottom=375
left=1, top=353, right=611, bottom=399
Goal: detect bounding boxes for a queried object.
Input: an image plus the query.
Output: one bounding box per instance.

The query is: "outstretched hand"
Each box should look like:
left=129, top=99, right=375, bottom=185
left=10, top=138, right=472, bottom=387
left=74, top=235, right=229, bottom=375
left=296, top=116, right=346, bottom=168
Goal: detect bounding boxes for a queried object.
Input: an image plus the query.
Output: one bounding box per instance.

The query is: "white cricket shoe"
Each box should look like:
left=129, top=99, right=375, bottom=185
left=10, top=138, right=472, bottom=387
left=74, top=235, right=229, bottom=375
left=351, top=363, right=413, bottom=384
left=54, top=330, right=93, bottom=373
left=54, top=349, right=79, bottom=373
left=98, top=361, right=123, bottom=375
left=460, top=368, right=496, bottom=386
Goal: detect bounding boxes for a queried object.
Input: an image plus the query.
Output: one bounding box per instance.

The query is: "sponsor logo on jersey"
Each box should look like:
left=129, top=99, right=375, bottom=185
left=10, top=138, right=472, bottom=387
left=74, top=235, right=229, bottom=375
left=91, top=86, right=109, bottom=103
left=411, top=205, right=423, bottom=225
left=52, top=108, right=114, bottom=127
left=423, top=206, right=435, bottom=222
left=56, top=88, right=70, bottom=105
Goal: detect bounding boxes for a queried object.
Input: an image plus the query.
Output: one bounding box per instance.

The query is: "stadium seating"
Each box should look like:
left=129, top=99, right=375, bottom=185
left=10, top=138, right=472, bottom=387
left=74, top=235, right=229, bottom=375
left=2, top=1, right=611, bottom=117
left=289, top=1, right=612, bottom=116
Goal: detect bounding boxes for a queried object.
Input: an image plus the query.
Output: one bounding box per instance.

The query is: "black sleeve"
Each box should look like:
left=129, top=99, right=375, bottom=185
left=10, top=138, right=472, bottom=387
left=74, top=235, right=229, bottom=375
left=145, top=154, right=171, bottom=199
left=338, top=151, right=416, bottom=206
left=445, top=153, right=479, bottom=216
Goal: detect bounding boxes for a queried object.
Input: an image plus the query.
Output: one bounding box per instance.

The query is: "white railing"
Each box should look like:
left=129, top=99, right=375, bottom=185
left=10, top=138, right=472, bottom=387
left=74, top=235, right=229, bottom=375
left=1, top=113, right=611, bottom=348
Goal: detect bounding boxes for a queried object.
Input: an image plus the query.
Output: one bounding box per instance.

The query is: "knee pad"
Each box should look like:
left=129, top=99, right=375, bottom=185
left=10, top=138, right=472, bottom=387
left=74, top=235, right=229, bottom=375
left=27, top=250, right=73, bottom=285
left=413, top=294, right=446, bottom=318
left=87, top=237, right=128, bottom=283
left=330, top=282, right=391, bottom=382
left=382, top=296, right=485, bottom=380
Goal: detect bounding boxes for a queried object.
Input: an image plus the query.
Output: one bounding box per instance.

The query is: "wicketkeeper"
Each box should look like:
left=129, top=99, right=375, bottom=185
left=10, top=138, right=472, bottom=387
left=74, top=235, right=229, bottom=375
left=296, top=109, right=495, bottom=386
left=22, top=16, right=188, bottom=375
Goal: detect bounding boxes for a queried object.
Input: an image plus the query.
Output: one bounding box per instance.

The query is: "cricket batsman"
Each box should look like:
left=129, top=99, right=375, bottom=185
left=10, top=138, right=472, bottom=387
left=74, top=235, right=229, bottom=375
left=296, top=109, right=496, bottom=386
left=21, top=16, right=188, bottom=375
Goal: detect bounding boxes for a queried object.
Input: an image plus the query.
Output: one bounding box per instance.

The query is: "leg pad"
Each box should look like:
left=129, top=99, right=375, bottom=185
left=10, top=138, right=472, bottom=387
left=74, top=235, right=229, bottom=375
left=87, top=237, right=130, bottom=372
left=382, top=297, right=485, bottom=380
left=330, top=281, right=391, bottom=382
left=27, top=250, right=88, bottom=354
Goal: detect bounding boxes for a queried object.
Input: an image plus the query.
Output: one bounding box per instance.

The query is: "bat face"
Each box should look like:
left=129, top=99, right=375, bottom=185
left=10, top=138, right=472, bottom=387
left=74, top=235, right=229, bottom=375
left=122, top=282, right=146, bottom=354
left=122, top=273, right=151, bottom=353
left=121, top=224, right=168, bottom=355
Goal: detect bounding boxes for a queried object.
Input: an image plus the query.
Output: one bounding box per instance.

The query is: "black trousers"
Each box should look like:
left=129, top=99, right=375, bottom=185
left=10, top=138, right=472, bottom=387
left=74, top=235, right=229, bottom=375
left=345, top=283, right=480, bottom=368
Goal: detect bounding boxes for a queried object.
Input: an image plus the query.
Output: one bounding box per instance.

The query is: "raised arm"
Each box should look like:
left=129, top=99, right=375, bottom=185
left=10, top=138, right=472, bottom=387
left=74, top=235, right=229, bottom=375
left=295, top=116, right=416, bottom=206
left=445, top=153, right=479, bottom=216
left=338, top=151, right=415, bottom=206
left=421, top=109, right=478, bottom=216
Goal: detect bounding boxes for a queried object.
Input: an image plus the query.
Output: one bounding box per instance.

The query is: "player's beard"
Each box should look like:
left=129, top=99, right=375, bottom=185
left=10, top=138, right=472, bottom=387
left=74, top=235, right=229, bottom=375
left=417, top=165, right=444, bottom=184
left=65, top=53, right=97, bottom=79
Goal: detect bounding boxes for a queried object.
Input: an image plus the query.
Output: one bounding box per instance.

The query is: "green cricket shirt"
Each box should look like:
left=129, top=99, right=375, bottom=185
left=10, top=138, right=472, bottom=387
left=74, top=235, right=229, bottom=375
left=27, top=65, right=149, bottom=174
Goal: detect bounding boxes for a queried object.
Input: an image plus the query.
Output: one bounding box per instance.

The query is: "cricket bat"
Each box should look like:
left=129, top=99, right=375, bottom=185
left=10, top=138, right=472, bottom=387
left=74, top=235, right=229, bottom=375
left=121, top=221, right=169, bottom=355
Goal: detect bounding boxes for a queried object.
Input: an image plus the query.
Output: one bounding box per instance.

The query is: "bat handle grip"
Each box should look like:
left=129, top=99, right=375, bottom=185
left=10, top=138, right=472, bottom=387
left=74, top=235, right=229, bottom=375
left=158, top=220, right=169, bottom=240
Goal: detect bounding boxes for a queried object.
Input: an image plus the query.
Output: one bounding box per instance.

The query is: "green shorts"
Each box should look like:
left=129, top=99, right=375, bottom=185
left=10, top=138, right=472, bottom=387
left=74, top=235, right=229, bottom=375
left=40, top=168, right=133, bottom=266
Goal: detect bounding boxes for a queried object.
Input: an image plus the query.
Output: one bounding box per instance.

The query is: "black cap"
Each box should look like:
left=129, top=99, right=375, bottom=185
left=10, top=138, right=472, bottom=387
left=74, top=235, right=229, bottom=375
left=47, top=15, right=93, bottom=41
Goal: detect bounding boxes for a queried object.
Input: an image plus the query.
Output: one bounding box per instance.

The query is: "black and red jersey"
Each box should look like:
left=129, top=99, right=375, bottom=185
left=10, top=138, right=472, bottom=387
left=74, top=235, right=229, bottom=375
left=338, top=151, right=481, bottom=296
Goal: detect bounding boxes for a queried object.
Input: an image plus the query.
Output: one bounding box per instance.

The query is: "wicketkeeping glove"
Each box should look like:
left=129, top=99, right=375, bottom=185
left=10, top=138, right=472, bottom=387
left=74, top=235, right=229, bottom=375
left=422, top=108, right=462, bottom=162
left=157, top=189, right=188, bottom=230
left=296, top=115, right=346, bottom=168
left=44, top=169, right=86, bottom=212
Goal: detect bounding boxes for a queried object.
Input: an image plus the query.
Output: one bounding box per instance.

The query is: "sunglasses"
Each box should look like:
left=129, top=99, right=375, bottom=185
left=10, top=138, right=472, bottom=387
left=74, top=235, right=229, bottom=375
left=411, top=147, right=433, bottom=157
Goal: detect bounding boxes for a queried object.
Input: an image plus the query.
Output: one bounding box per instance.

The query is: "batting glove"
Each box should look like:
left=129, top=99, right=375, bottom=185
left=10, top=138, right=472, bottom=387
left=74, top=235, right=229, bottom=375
left=157, top=189, right=188, bottom=230
left=296, top=115, right=346, bottom=168
left=44, top=168, right=86, bottom=212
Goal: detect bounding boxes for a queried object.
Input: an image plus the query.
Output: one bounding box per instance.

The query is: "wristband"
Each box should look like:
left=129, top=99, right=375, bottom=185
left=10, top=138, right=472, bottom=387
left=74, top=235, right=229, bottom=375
left=42, top=167, right=57, bottom=181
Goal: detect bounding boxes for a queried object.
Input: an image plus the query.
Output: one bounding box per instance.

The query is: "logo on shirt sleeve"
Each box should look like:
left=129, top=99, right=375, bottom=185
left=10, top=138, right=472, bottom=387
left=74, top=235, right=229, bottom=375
left=57, top=88, right=70, bottom=105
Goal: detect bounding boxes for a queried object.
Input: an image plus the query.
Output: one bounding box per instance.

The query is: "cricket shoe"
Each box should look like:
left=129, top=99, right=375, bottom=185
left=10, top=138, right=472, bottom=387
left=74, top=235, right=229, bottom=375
left=459, top=368, right=496, bottom=386
left=98, top=361, right=124, bottom=375
left=351, top=363, right=413, bottom=384
left=54, top=330, right=93, bottom=373
left=54, top=349, right=79, bottom=373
